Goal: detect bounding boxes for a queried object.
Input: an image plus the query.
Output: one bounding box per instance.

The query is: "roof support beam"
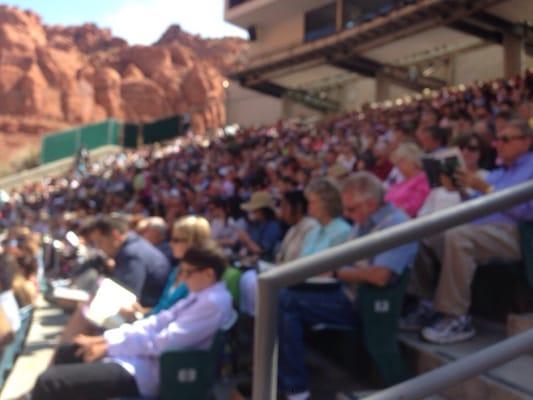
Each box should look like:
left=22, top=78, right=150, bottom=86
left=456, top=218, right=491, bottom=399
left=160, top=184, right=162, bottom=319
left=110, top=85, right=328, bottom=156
left=330, top=55, right=446, bottom=91
left=453, top=12, right=533, bottom=56
left=247, top=80, right=340, bottom=113
left=448, top=20, right=503, bottom=44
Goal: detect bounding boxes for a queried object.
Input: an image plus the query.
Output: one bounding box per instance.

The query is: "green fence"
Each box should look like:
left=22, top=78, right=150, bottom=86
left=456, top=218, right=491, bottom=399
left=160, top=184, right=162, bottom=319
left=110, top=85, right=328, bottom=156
left=124, top=123, right=140, bottom=149
left=41, top=119, right=122, bottom=164
left=41, top=114, right=189, bottom=164
left=142, top=116, right=181, bottom=145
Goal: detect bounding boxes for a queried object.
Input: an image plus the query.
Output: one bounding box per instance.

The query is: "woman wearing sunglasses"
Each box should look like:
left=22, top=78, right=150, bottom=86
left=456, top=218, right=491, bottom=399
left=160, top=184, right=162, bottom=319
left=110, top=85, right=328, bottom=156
left=120, top=215, right=212, bottom=321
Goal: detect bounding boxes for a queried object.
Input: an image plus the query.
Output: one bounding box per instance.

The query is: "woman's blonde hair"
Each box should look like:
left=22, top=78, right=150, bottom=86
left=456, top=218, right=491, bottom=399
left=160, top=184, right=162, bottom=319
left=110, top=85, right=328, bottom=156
left=172, top=216, right=211, bottom=247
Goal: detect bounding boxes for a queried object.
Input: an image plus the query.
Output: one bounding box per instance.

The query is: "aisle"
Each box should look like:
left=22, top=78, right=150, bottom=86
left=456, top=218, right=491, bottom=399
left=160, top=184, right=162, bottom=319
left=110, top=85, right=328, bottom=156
left=0, top=300, right=68, bottom=400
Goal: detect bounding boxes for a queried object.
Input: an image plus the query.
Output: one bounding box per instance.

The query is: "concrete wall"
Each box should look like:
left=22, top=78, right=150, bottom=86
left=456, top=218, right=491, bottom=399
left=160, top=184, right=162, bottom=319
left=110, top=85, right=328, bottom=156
left=226, top=81, right=283, bottom=127
left=249, top=13, right=304, bottom=57
left=453, top=45, right=503, bottom=85
left=453, top=44, right=533, bottom=86
left=340, top=78, right=376, bottom=110
left=526, top=53, right=533, bottom=69
left=282, top=97, right=323, bottom=120
left=388, top=83, right=417, bottom=100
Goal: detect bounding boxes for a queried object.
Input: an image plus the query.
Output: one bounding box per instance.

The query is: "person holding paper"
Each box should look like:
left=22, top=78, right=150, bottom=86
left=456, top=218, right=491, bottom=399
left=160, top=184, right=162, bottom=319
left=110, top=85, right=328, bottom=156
left=82, top=215, right=170, bottom=307
left=31, top=242, right=233, bottom=400
left=277, top=173, right=418, bottom=400
left=58, top=215, right=171, bottom=343
left=406, top=119, right=533, bottom=344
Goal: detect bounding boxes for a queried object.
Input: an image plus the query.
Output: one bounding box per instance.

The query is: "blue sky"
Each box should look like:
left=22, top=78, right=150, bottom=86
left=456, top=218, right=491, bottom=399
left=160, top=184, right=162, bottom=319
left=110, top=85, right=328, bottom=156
left=2, top=0, right=248, bottom=44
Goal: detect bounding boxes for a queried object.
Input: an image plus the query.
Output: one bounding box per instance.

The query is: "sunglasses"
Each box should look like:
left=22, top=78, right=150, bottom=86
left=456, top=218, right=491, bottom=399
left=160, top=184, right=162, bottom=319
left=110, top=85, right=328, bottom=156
left=493, top=134, right=527, bottom=144
left=170, top=237, right=188, bottom=244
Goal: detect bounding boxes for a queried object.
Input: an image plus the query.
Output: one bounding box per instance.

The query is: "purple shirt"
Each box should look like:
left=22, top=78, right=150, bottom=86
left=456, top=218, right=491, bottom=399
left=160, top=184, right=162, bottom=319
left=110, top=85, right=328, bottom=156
left=475, top=152, right=533, bottom=225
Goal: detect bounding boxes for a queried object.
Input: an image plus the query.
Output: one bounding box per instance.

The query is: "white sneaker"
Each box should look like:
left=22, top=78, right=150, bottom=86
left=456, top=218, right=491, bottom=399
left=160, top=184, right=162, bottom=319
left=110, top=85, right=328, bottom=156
left=421, top=315, right=476, bottom=344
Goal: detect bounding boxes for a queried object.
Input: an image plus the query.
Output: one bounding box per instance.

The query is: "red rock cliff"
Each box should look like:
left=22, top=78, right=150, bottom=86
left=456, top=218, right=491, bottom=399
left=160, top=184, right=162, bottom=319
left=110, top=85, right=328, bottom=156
left=0, top=6, right=248, bottom=163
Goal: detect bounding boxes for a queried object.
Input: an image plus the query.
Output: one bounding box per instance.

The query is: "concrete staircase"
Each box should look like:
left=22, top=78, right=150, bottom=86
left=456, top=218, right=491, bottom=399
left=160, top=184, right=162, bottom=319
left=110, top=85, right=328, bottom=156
left=338, top=316, right=533, bottom=400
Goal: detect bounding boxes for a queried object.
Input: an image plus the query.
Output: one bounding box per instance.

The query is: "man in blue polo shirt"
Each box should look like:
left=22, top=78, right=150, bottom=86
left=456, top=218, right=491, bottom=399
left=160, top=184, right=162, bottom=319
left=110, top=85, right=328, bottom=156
left=277, top=172, right=418, bottom=400
left=84, top=215, right=171, bottom=307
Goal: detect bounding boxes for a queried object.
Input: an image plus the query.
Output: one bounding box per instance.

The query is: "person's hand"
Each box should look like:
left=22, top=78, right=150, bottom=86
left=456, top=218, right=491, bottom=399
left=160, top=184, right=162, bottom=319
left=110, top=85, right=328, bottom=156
left=236, top=229, right=249, bottom=242
left=105, top=258, right=116, bottom=270
left=74, top=335, right=108, bottom=363
left=439, top=173, right=457, bottom=191
left=119, top=306, right=137, bottom=322
left=455, top=169, right=490, bottom=193
left=73, top=334, right=103, bottom=347
left=78, top=342, right=108, bottom=363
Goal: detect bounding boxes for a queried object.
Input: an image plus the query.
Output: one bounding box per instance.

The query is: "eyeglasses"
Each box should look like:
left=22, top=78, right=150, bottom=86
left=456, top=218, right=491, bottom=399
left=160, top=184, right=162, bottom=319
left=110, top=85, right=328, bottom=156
left=170, top=237, right=188, bottom=244
left=343, top=199, right=366, bottom=213
left=493, top=134, right=527, bottom=144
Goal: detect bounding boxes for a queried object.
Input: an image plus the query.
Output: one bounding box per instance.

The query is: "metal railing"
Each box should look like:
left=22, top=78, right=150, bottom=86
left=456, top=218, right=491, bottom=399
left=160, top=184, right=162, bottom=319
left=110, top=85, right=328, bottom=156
left=365, top=328, right=533, bottom=399
left=0, top=145, right=122, bottom=191
left=253, top=180, right=533, bottom=400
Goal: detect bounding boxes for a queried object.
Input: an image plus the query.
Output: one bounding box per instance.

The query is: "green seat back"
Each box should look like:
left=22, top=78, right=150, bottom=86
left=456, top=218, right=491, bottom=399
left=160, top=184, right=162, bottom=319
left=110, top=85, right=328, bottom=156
left=358, top=271, right=410, bottom=385
left=519, top=222, right=533, bottom=289
left=222, top=267, right=241, bottom=307
left=159, top=332, right=224, bottom=400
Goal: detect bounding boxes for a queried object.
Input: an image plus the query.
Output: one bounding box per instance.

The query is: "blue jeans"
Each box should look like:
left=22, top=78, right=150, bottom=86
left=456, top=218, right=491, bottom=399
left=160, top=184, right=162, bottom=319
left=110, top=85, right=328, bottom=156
left=277, top=286, right=358, bottom=394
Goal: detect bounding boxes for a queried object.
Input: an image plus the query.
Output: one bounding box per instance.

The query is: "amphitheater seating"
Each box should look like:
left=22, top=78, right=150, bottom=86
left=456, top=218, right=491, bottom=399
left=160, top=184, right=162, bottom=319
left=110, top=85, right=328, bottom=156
left=311, top=271, right=410, bottom=386
left=0, top=305, right=33, bottom=389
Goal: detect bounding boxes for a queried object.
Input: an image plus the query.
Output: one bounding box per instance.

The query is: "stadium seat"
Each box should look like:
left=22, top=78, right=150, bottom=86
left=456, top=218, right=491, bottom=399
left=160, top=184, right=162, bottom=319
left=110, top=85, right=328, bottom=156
left=222, top=267, right=242, bottom=307
left=312, top=271, right=410, bottom=386
left=122, top=309, right=238, bottom=400
left=0, top=305, right=33, bottom=388
left=471, top=221, right=533, bottom=318
left=358, top=271, right=410, bottom=386
left=518, top=221, right=533, bottom=288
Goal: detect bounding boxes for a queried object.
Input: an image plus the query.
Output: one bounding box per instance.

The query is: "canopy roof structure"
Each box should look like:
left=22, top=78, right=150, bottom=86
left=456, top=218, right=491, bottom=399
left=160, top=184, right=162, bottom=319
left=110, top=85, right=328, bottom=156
left=228, top=0, right=533, bottom=112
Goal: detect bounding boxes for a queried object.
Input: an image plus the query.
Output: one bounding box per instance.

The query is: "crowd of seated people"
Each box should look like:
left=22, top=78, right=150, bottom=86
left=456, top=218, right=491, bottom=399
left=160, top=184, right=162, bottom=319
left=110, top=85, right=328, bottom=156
left=0, top=69, right=531, bottom=399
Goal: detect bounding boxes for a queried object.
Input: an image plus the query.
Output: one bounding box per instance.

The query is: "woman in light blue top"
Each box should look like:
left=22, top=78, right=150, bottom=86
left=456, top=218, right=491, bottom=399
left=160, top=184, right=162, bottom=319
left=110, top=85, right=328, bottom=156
left=300, top=177, right=352, bottom=258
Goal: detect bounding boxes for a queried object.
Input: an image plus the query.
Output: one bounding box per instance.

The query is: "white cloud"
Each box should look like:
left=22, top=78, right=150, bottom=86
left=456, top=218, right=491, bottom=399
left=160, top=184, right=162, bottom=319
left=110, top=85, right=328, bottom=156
left=100, top=0, right=248, bottom=45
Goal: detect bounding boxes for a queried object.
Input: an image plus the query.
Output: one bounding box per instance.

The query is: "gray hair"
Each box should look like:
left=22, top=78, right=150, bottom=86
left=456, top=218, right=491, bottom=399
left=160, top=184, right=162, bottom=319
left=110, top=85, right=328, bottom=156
left=138, top=217, right=168, bottom=238
left=390, top=142, right=424, bottom=168
left=305, top=177, right=343, bottom=219
left=341, top=172, right=385, bottom=204
left=506, top=118, right=533, bottom=138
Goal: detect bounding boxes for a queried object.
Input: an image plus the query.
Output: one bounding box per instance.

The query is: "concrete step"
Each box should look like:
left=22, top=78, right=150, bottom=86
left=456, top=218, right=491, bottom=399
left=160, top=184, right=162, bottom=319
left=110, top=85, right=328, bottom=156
left=397, top=320, right=533, bottom=400
left=0, top=300, right=68, bottom=400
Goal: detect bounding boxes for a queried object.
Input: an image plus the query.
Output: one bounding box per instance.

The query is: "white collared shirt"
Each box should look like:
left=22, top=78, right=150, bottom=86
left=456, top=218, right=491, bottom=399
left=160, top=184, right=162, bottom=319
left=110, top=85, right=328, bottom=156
left=104, top=281, right=232, bottom=397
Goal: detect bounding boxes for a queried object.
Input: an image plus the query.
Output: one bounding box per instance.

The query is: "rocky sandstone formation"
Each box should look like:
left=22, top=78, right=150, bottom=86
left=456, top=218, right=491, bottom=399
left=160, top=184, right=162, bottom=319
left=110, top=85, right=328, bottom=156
left=0, top=6, right=248, bottom=164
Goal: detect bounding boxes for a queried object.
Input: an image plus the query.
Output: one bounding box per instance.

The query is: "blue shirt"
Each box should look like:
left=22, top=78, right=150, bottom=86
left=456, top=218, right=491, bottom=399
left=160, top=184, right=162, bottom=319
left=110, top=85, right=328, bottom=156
left=475, top=152, right=533, bottom=225
left=248, top=219, right=283, bottom=262
left=114, top=233, right=171, bottom=307
left=147, top=268, right=189, bottom=317
left=353, top=203, right=418, bottom=275
left=300, top=217, right=352, bottom=257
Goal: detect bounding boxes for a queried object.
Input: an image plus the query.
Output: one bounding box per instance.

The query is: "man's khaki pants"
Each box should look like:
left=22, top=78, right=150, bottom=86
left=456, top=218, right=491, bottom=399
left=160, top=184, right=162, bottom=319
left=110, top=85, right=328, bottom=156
left=409, top=223, right=520, bottom=317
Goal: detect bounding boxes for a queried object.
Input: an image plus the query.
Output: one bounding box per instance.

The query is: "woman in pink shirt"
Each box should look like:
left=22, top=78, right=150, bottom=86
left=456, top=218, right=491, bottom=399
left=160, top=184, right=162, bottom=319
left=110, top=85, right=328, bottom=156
left=385, top=143, right=430, bottom=217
